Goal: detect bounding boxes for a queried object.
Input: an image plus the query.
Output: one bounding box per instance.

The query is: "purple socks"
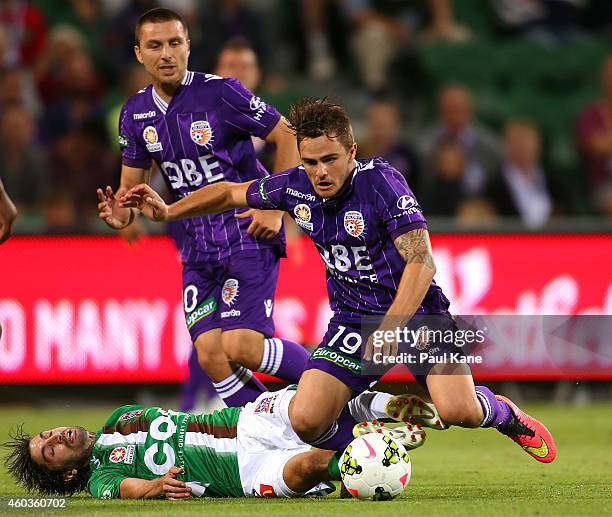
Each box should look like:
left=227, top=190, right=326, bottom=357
left=212, top=366, right=267, bottom=407
left=187, top=337, right=310, bottom=409
left=475, top=385, right=513, bottom=430
left=308, top=406, right=357, bottom=451
left=258, top=338, right=310, bottom=383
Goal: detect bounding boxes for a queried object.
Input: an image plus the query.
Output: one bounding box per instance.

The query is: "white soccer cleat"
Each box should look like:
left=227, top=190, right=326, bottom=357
left=352, top=420, right=426, bottom=450
left=384, top=394, right=449, bottom=430
left=304, top=481, right=336, bottom=497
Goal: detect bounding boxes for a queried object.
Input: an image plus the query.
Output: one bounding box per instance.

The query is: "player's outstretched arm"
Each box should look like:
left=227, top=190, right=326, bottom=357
left=234, top=117, right=296, bottom=240
left=121, top=181, right=253, bottom=222
left=0, top=179, right=17, bottom=244
left=119, top=467, right=191, bottom=499
left=364, top=228, right=437, bottom=361
left=282, top=449, right=336, bottom=494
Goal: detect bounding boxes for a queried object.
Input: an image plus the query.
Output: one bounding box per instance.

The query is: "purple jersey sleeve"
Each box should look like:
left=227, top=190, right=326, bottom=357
left=246, top=172, right=290, bottom=210
left=220, top=78, right=281, bottom=140
left=119, top=104, right=151, bottom=169
left=374, top=168, right=427, bottom=240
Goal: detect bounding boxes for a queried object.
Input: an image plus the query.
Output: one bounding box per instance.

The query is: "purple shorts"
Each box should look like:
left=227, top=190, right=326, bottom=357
left=303, top=314, right=460, bottom=394
left=182, top=249, right=279, bottom=342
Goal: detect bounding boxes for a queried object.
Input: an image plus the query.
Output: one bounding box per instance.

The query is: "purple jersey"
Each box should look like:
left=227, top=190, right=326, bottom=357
left=119, top=71, right=285, bottom=263
left=247, top=158, right=449, bottom=324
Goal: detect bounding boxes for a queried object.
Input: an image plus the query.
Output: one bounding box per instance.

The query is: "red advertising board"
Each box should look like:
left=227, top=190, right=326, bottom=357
left=0, top=235, right=610, bottom=383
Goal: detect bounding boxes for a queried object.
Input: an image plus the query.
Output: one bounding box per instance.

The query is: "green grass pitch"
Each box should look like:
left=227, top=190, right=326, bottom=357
left=0, top=403, right=610, bottom=516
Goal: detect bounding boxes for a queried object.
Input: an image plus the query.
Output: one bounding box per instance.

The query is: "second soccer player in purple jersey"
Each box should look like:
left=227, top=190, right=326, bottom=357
left=121, top=97, right=557, bottom=466
left=97, top=8, right=310, bottom=408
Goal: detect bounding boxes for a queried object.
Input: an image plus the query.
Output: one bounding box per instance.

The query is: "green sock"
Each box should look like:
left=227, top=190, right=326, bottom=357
left=327, top=451, right=342, bottom=481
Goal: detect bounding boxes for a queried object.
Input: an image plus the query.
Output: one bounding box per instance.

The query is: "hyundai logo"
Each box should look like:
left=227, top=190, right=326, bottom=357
left=397, top=195, right=416, bottom=209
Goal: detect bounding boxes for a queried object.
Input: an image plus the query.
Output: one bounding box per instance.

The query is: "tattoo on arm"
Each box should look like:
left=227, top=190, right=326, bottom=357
left=393, top=229, right=435, bottom=268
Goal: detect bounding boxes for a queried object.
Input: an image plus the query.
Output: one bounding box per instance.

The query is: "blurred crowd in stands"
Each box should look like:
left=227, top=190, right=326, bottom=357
left=1, top=0, right=612, bottom=238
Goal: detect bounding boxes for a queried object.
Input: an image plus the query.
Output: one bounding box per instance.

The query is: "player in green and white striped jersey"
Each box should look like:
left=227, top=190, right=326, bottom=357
left=6, top=387, right=441, bottom=499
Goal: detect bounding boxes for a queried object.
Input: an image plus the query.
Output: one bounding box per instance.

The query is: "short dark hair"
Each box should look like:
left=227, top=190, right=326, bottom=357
left=135, top=7, right=189, bottom=46
left=2, top=425, right=90, bottom=496
left=215, top=37, right=257, bottom=69
left=287, top=98, right=354, bottom=152
left=220, top=37, right=255, bottom=55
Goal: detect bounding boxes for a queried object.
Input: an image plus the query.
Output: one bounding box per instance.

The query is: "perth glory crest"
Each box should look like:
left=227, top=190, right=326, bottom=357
left=344, top=210, right=365, bottom=237
left=190, top=120, right=213, bottom=147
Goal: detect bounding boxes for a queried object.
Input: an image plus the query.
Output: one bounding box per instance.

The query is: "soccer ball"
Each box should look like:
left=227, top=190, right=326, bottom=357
left=339, top=433, right=412, bottom=501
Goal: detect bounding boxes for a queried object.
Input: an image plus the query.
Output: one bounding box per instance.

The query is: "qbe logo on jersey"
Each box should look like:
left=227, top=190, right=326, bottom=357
left=294, top=203, right=313, bottom=231
left=344, top=210, right=365, bottom=238
left=143, top=125, right=162, bottom=152
left=222, top=278, right=239, bottom=306
left=190, top=120, right=213, bottom=147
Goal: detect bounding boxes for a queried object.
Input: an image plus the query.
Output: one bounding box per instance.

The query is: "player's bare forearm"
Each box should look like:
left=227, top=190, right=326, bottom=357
left=119, top=166, right=151, bottom=225
left=384, top=229, right=436, bottom=322
left=119, top=477, right=163, bottom=499
left=283, top=449, right=336, bottom=493
left=0, top=186, right=18, bottom=221
left=0, top=183, right=18, bottom=244
left=167, top=181, right=252, bottom=220
left=266, top=117, right=300, bottom=173
left=119, top=165, right=151, bottom=191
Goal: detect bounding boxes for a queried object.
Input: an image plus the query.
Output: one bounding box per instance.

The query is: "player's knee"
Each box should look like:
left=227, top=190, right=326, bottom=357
left=290, top=407, right=328, bottom=442
left=221, top=332, right=261, bottom=366
left=221, top=337, right=248, bottom=364
left=194, top=341, right=225, bottom=372
left=436, top=400, right=483, bottom=428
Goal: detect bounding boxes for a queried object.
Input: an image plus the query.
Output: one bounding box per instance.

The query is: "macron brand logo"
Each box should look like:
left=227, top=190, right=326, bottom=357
left=133, top=110, right=156, bottom=120
left=264, top=299, right=273, bottom=317
left=286, top=188, right=316, bottom=202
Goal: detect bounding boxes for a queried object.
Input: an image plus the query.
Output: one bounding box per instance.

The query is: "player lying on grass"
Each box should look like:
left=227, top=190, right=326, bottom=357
left=118, top=97, right=556, bottom=465
left=3, top=388, right=443, bottom=499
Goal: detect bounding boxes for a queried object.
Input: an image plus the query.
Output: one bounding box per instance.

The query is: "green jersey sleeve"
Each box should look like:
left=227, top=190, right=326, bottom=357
left=87, top=465, right=127, bottom=499
left=87, top=405, right=145, bottom=499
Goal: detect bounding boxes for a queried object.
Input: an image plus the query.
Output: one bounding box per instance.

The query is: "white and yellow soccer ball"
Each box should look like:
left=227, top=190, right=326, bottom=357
left=339, top=433, right=412, bottom=501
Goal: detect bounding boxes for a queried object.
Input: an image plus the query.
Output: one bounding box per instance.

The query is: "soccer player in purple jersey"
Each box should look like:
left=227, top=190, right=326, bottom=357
left=121, top=98, right=557, bottom=464
left=0, top=176, right=17, bottom=244
left=179, top=39, right=272, bottom=413
left=96, top=8, right=310, bottom=408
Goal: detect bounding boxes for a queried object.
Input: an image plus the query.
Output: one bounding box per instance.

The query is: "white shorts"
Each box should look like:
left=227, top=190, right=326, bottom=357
left=236, top=387, right=311, bottom=498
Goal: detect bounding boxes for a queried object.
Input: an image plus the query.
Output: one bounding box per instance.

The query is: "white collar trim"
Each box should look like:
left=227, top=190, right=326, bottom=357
left=151, top=71, right=193, bottom=114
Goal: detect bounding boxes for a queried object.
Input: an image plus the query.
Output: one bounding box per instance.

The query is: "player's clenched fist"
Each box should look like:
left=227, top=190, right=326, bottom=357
left=160, top=466, right=191, bottom=500
left=120, top=184, right=169, bottom=222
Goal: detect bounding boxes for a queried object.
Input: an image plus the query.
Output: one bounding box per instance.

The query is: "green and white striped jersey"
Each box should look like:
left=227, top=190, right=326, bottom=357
left=88, top=405, right=243, bottom=499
